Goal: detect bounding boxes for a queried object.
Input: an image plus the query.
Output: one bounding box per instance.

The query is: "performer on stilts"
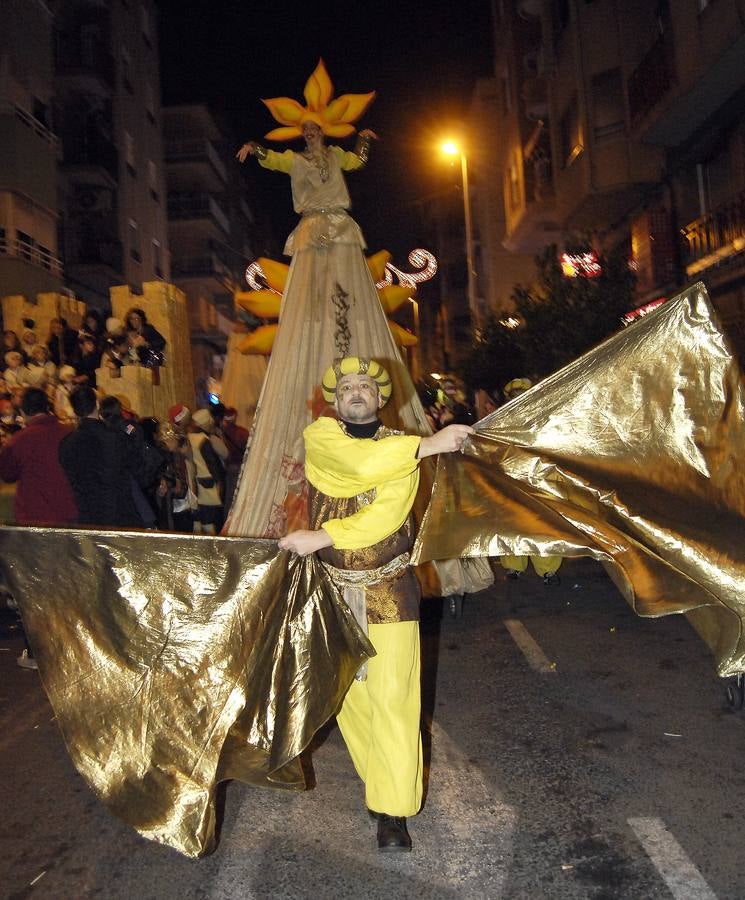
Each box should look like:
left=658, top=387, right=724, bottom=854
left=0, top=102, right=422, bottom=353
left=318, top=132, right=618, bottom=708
left=280, top=355, right=473, bottom=851
left=227, top=60, right=432, bottom=539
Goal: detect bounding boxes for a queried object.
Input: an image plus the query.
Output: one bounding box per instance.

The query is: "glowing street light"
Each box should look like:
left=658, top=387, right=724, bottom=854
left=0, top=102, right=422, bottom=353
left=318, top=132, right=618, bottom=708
left=440, top=138, right=479, bottom=331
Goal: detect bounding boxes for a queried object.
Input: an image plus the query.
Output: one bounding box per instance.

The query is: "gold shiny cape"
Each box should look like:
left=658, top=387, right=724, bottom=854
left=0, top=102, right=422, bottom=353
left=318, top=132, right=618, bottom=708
left=414, top=283, right=745, bottom=676
left=0, top=529, right=373, bottom=857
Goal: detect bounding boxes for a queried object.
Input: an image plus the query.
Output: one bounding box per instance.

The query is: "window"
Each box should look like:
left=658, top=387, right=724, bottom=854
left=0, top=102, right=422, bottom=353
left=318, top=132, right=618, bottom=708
left=124, top=130, right=136, bottom=177
left=17, top=230, right=34, bottom=261
left=508, top=153, right=521, bottom=209
left=141, top=5, right=152, bottom=45
left=128, top=219, right=141, bottom=263
left=152, top=238, right=162, bottom=277
left=145, top=83, right=156, bottom=123
left=148, top=160, right=159, bottom=201
left=592, top=69, right=625, bottom=139
left=38, top=244, right=53, bottom=270
left=560, top=97, right=583, bottom=166
left=121, top=49, right=133, bottom=94
left=500, top=68, right=512, bottom=116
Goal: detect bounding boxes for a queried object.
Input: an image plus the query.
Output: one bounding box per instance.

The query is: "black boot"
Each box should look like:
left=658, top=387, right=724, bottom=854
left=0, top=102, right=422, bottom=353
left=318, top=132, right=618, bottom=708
left=376, top=814, right=412, bottom=852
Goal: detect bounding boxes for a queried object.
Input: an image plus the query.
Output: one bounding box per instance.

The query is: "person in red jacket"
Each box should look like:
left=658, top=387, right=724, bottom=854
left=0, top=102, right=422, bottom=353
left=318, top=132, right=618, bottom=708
left=0, top=386, right=78, bottom=669
left=0, top=387, right=77, bottom=526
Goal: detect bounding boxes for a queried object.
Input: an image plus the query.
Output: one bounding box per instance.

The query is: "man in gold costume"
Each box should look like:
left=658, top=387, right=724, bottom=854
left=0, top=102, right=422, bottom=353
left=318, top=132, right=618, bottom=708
left=279, top=356, right=472, bottom=852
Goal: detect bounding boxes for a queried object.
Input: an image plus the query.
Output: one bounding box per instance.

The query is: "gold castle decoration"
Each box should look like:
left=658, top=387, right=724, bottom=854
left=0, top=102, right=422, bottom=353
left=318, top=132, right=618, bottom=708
left=233, top=249, right=438, bottom=354
left=97, top=282, right=195, bottom=421
left=2, top=282, right=195, bottom=422
left=2, top=290, right=85, bottom=342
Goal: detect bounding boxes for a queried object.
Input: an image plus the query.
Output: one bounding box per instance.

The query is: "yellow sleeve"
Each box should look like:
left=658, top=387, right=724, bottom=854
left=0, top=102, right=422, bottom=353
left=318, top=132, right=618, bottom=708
left=331, top=146, right=364, bottom=172
left=257, top=149, right=295, bottom=174
left=321, top=469, right=420, bottom=550
left=304, top=418, right=421, bottom=494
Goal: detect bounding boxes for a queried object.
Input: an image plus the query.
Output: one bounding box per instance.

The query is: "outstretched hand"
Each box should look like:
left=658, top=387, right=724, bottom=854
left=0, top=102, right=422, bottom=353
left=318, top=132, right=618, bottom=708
left=278, top=529, right=333, bottom=557
left=417, top=424, right=474, bottom=459
left=236, top=142, right=257, bottom=163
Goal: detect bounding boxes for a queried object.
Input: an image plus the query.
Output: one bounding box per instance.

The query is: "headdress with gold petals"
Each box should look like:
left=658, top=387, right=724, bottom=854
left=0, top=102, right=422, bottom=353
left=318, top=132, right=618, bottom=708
left=262, top=58, right=376, bottom=141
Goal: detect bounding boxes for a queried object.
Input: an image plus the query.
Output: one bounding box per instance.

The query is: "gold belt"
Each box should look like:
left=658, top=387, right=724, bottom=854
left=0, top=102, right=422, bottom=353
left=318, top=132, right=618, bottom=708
left=322, top=552, right=410, bottom=588
left=322, top=552, right=410, bottom=681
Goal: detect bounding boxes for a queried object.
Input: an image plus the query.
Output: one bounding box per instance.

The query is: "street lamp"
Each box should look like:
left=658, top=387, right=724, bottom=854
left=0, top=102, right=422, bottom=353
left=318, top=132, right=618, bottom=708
left=441, top=139, right=479, bottom=332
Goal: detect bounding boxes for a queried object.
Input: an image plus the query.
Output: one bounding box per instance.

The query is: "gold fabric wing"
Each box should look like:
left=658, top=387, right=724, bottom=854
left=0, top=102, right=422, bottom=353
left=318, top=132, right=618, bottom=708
left=0, top=529, right=373, bottom=857
left=414, top=283, right=745, bottom=675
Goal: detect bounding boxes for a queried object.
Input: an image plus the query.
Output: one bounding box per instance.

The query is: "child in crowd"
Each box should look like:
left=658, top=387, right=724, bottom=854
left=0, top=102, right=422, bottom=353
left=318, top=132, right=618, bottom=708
left=54, top=365, right=77, bottom=422
left=3, top=351, right=31, bottom=388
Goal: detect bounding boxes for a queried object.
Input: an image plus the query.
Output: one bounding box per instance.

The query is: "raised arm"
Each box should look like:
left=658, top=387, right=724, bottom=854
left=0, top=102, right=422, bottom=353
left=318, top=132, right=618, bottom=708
left=333, top=129, right=378, bottom=172
left=235, top=142, right=294, bottom=173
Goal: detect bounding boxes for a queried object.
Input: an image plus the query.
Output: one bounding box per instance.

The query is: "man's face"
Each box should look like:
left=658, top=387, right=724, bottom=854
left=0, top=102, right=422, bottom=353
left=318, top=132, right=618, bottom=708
left=334, top=373, right=382, bottom=424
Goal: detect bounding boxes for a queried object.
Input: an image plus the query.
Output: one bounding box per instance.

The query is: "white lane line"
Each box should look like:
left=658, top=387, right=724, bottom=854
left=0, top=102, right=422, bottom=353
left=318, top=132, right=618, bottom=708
left=503, top=618, right=556, bottom=674
left=628, top=817, right=717, bottom=900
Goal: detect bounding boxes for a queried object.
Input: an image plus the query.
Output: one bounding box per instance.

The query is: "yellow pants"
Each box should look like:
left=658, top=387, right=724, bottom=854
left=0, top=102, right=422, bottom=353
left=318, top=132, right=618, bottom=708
left=335, top=620, right=423, bottom=817
left=500, top=554, right=562, bottom=576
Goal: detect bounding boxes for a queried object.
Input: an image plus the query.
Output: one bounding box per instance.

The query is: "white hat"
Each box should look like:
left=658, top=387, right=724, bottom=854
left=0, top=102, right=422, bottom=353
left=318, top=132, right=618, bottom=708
left=59, top=365, right=76, bottom=382
left=192, top=408, right=214, bottom=431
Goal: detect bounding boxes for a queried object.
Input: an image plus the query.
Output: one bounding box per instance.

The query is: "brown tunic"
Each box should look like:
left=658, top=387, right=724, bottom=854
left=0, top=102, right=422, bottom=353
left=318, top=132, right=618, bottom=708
left=308, top=428, right=420, bottom=625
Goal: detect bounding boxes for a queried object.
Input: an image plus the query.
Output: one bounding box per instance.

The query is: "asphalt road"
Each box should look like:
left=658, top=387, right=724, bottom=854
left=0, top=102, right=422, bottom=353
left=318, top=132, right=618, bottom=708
left=2, top=559, right=744, bottom=899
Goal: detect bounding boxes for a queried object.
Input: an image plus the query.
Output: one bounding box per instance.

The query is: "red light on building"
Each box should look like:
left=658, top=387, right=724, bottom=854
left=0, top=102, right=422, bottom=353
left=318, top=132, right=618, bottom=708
left=560, top=251, right=602, bottom=278
left=622, top=298, right=666, bottom=326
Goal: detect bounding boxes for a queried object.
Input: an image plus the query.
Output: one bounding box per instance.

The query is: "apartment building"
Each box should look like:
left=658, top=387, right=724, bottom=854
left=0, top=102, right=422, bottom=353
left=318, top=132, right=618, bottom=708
left=54, top=0, right=169, bottom=308
left=164, top=104, right=263, bottom=384
left=0, top=0, right=64, bottom=298
left=482, top=0, right=745, bottom=358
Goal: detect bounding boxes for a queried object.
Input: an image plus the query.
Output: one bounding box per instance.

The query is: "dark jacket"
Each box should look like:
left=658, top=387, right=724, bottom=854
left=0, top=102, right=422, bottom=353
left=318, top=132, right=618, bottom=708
left=47, top=328, right=80, bottom=367
left=0, top=415, right=78, bottom=525
left=58, top=418, right=143, bottom=528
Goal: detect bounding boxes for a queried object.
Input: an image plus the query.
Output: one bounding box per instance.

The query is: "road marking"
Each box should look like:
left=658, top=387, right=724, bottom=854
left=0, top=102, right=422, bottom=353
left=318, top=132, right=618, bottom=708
left=503, top=618, right=556, bottom=674
left=628, top=817, right=717, bottom=900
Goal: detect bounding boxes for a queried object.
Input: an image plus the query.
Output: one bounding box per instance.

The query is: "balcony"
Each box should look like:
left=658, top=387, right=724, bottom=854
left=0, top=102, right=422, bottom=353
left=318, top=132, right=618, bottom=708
left=62, top=212, right=123, bottom=274
left=171, top=251, right=231, bottom=285
left=503, top=124, right=561, bottom=254
left=628, top=34, right=676, bottom=129
left=167, top=192, right=230, bottom=235
left=61, top=130, right=118, bottom=184
left=164, top=139, right=227, bottom=187
left=0, top=236, right=63, bottom=277
left=55, top=35, right=114, bottom=93
left=683, top=190, right=745, bottom=280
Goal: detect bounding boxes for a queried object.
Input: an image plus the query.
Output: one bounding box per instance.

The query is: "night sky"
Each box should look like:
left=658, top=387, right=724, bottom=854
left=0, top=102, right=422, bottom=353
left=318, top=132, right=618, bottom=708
left=157, top=0, right=495, bottom=259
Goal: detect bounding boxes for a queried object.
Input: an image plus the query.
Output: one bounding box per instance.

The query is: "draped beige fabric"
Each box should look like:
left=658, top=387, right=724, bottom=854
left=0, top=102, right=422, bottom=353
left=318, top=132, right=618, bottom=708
left=414, top=283, right=745, bottom=675
left=0, top=530, right=372, bottom=857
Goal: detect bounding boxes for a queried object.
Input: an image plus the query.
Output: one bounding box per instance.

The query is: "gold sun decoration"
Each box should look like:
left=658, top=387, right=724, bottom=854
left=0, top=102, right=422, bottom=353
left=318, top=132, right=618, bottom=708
left=262, top=58, right=376, bottom=141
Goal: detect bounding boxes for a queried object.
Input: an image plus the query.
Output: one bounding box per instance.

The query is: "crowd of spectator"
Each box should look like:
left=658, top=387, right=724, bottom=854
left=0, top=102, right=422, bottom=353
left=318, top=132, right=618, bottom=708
left=1, top=309, right=167, bottom=443
left=0, top=376, right=248, bottom=669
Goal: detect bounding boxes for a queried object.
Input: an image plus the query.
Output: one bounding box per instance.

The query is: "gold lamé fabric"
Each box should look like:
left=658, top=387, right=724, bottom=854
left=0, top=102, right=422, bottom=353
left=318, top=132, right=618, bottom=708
left=0, top=528, right=372, bottom=857
left=310, top=485, right=420, bottom=624
left=414, top=283, right=745, bottom=676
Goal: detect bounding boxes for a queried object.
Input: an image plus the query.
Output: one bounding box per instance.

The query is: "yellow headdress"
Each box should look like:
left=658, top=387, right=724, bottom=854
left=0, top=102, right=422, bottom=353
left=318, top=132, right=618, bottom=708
left=322, top=357, right=392, bottom=405
left=504, top=377, right=533, bottom=398
left=262, top=59, right=376, bottom=141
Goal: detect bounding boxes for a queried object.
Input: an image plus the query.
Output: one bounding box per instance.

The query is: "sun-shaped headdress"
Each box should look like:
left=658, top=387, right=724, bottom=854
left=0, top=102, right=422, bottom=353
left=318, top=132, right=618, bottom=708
left=262, top=58, right=376, bottom=141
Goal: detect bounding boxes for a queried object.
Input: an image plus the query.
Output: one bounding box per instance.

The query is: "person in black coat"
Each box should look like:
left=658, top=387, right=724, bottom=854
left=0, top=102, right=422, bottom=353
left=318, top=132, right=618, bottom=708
left=58, top=386, right=143, bottom=528
left=124, top=308, right=166, bottom=367
left=47, top=318, right=80, bottom=367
